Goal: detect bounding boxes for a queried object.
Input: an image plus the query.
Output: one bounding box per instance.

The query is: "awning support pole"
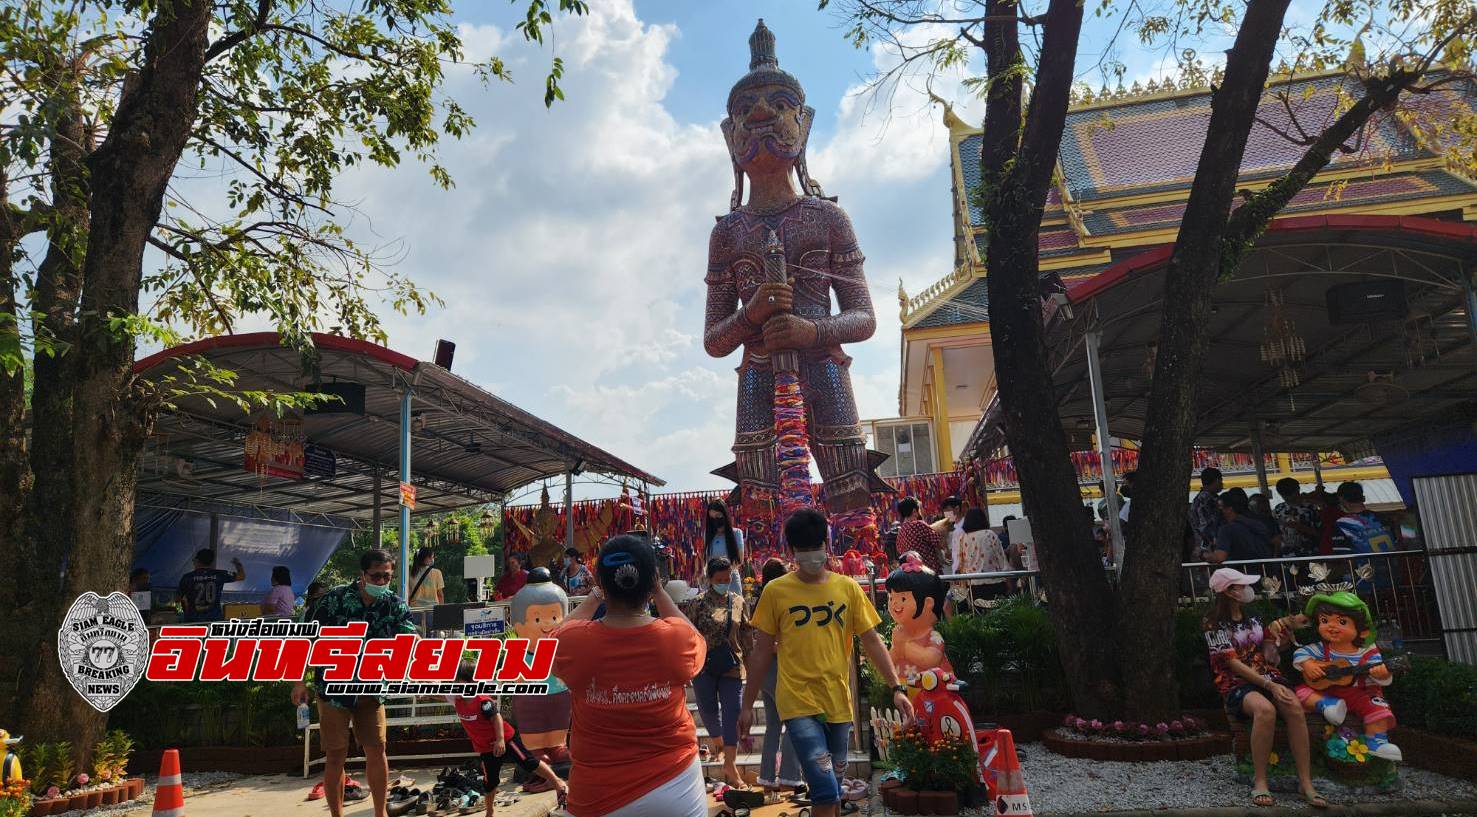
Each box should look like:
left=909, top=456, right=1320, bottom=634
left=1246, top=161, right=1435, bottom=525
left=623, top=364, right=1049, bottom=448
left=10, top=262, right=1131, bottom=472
left=373, top=468, right=382, bottom=547
left=1085, top=330, right=1123, bottom=568
left=1250, top=419, right=1271, bottom=497
left=399, top=390, right=412, bottom=599
left=564, top=470, right=575, bottom=554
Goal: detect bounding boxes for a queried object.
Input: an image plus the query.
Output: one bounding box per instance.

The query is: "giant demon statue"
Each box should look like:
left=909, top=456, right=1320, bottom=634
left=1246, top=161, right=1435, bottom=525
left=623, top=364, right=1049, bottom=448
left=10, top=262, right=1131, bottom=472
left=704, top=20, right=890, bottom=545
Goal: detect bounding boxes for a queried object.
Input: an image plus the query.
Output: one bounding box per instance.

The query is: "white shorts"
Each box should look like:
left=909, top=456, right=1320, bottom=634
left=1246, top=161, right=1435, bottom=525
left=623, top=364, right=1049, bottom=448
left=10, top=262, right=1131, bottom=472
left=598, top=756, right=705, bottom=817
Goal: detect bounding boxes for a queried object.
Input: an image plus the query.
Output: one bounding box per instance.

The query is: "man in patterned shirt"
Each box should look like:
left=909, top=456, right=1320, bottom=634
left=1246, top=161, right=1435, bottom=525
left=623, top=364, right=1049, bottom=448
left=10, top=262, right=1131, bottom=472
left=292, top=549, right=416, bottom=817
left=1274, top=477, right=1322, bottom=558
left=1189, top=467, right=1224, bottom=555
left=895, top=497, right=944, bottom=574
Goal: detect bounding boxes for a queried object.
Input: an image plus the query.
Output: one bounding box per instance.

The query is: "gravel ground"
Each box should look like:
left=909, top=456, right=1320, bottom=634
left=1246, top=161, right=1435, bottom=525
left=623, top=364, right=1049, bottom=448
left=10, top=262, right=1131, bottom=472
left=1011, top=743, right=1477, bottom=813
left=867, top=743, right=1477, bottom=815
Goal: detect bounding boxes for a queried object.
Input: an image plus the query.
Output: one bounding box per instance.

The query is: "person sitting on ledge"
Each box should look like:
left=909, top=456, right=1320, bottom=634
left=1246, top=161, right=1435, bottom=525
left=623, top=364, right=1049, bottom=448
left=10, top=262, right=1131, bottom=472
left=1203, top=568, right=1328, bottom=810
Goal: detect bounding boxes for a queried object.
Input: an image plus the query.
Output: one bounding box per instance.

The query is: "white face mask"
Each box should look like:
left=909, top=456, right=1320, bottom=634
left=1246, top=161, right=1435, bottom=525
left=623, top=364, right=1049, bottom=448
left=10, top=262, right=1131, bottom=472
left=793, top=550, right=828, bottom=576
left=1232, top=585, right=1256, bottom=604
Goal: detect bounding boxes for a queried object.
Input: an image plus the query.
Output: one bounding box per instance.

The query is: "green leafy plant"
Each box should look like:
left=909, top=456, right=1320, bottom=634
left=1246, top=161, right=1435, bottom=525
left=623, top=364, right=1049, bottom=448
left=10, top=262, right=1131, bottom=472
left=927, top=733, right=979, bottom=790
left=938, top=595, right=1069, bottom=715
left=887, top=724, right=933, bottom=791
left=51, top=743, right=74, bottom=793
left=1384, top=655, right=1477, bottom=741
left=888, top=724, right=977, bottom=792
left=20, top=743, right=55, bottom=797
left=90, top=735, right=116, bottom=783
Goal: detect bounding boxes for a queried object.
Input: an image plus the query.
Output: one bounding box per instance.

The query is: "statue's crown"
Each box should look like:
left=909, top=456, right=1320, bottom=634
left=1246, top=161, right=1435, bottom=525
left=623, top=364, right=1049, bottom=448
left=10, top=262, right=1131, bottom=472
left=749, top=19, right=777, bottom=70
left=728, top=19, right=804, bottom=112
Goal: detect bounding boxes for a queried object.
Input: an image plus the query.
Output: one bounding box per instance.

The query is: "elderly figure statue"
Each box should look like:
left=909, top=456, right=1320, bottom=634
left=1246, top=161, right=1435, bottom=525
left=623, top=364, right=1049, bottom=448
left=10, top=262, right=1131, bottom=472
left=508, top=569, right=571, bottom=770
left=704, top=20, right=889, bottom=518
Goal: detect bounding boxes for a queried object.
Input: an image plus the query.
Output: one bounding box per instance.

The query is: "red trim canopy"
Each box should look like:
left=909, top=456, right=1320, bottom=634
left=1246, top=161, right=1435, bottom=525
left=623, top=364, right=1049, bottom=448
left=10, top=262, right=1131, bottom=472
left=134, top=332, right=663, bottom=519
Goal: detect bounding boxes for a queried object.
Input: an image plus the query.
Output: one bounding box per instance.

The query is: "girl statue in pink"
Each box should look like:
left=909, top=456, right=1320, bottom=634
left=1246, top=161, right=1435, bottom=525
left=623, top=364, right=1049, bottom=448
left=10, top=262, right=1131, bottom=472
left=885, top=558, right=952, bottom=684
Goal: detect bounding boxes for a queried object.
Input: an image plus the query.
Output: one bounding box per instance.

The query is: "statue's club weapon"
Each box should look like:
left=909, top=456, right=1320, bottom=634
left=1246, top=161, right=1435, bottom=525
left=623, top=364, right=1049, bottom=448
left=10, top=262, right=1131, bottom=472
left=765, top=229, right=814, bottom=518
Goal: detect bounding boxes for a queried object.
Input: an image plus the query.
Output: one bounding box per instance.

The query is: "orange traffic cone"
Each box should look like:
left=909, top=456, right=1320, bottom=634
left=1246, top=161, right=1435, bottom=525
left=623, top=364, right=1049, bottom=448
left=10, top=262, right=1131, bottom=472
left=151, top=749, right=185, bottom=817
left=979, top=728, right=1034, bottom=816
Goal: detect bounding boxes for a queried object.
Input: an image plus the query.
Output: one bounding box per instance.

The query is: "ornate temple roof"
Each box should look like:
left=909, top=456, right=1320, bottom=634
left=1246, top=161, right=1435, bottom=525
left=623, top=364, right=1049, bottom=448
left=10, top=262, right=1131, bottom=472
left=900, top=69, right=1477, bottom=331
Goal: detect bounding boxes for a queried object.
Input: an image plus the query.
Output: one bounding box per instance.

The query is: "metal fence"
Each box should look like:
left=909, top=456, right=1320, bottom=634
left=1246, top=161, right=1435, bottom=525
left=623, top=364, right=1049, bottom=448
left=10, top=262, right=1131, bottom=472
left=846, top=549, right=1442, bottom=648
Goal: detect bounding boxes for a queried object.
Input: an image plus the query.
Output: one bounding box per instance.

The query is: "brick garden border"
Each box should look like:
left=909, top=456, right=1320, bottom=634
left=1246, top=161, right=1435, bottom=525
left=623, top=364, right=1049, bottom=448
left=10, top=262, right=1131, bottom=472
left=1041, top=728, right=1231, bottom=762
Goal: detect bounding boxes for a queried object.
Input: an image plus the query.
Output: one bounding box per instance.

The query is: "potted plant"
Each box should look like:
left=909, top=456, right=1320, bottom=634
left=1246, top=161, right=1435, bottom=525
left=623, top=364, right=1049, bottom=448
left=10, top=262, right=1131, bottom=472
left=97, top=730, right=139, bottom=801
left=111, top=731, right=141, bottom=800
left=93, top=735, right=120, bottom=805
left=887, top=724, right=972, bottom=815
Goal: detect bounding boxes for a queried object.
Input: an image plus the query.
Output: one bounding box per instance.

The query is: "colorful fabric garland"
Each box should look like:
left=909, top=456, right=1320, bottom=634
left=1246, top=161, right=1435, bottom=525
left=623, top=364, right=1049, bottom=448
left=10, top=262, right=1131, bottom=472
left=773, top=371, right=813, bottom=518
left=503, top=471, right=966, bottom=583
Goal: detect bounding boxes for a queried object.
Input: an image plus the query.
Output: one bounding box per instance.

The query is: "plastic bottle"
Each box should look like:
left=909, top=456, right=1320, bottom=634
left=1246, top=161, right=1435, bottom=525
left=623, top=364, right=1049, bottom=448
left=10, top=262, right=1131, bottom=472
left=1386, top=618, right=1405, bottom=656
left=296, top=702, right=310, bottom=731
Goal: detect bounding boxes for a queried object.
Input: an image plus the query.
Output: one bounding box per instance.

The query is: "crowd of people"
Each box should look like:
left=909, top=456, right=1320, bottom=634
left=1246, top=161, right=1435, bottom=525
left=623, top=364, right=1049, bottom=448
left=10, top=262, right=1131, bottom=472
left=293, top=506, right=914, bottom=817
left=1084, top=470, right=1399, bottom=577
left=131, top=475, right=1404, bottom=817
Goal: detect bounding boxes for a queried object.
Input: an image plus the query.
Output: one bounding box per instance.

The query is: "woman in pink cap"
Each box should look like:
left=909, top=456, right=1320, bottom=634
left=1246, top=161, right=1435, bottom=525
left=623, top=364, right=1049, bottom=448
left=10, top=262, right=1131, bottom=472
left=1203, top=568, right=1328, bottom=810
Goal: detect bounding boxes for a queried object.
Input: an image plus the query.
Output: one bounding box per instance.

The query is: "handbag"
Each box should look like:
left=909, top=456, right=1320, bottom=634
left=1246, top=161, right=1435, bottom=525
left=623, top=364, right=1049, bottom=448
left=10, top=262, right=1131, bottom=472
left=702, top=598, right=740, bottom=676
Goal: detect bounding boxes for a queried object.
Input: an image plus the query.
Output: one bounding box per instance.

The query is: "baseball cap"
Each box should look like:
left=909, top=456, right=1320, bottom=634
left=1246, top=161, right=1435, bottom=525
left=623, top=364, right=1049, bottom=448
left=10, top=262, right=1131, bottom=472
left=1209, top=568, right=1261, bottom=594
left=1336, top=481, right=1365, bottom=503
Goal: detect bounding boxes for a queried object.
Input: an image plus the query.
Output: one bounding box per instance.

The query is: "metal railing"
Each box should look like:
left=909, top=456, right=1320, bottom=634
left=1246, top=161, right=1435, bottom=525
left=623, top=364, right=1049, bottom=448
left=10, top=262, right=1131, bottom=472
left=1178, top=549, right=1440, bottom=642
left=842, top=549, right=1440, bottom=646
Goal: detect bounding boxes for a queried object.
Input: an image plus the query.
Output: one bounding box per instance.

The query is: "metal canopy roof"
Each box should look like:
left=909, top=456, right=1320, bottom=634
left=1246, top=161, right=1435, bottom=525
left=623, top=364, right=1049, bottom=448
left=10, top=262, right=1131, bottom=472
left=969, top=215, right=1477, bottom=458
left=132, top=333, right=662, bottom=520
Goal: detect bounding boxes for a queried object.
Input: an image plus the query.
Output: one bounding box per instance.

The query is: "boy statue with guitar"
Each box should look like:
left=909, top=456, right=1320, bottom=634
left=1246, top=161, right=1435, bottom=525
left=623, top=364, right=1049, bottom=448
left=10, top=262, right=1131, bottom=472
left=1291, top=592, right=1401, bottom=762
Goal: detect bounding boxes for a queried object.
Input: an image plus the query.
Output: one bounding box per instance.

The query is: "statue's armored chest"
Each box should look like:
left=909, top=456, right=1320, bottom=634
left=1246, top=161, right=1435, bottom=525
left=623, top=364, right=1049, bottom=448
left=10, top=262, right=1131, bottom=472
left=722, top=206, right=836, bottom=312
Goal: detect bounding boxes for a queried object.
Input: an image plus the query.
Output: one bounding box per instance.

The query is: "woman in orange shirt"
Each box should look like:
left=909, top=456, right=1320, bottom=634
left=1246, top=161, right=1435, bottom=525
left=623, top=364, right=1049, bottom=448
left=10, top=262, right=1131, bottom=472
left=552, top=535, right=706, bottom=817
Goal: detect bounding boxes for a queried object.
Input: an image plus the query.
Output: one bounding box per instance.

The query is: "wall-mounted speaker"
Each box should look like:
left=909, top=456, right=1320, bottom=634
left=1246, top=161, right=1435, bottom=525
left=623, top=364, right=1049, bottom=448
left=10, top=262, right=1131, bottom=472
left=305, top=382, right=366, bottom=415
left=434, top=339, right=456, bottom=370
left=1325, top=280, right=1406, bottom=325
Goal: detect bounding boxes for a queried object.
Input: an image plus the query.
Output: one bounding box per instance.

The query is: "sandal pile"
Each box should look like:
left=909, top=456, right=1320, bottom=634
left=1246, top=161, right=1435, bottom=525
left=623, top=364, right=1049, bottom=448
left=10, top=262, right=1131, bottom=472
left=424, top=763, right=489, bottom=815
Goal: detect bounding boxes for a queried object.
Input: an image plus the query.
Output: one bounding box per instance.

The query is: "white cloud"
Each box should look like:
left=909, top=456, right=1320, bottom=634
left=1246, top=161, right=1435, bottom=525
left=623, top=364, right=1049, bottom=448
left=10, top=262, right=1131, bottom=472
left=316, top=1, right=960, bottom=494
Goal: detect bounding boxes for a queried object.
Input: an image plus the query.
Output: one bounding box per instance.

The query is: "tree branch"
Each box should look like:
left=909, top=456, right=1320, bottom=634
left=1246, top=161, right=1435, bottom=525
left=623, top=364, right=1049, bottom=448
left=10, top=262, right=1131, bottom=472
left=1011, top=0, right=1085, bottom=207
left=1223, top=70, right=1421, bottom=266
left=205, top=0, right=272, bottom=62
left=194, top=135, right=333, bottom=216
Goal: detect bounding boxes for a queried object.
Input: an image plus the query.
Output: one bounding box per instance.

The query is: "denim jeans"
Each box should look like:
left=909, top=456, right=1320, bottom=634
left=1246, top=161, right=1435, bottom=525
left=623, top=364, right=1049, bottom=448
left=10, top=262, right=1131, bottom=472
left=760, top=662, right=803, bottom=786
left=783, top=715, right=852, bottom=806
left=691, top=671, right=743, bottom=746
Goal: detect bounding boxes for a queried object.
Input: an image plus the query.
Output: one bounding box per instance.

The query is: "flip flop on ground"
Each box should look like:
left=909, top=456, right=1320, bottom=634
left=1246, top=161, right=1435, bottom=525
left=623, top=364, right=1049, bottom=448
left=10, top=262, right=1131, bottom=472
left=1301, top=788, right=1331, bottom=809
left=1251, top=789, right=1276, bottom=808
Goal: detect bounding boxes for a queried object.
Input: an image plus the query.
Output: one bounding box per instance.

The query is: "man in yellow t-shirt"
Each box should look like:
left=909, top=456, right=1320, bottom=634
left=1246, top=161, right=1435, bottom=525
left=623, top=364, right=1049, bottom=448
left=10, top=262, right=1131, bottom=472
left=739, top=509, right=914, bottom=817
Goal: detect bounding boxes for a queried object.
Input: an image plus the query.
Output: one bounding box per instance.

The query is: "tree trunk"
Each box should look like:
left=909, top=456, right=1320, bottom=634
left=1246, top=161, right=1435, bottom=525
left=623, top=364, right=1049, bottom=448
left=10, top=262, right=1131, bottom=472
left=980, top=0, right=1121, bottom=716
left=19, top=0, right=213, bottom=756
left=0, top=178, right=39, bottom=716
left=1116, top=0, right=1293, bottom=722
left=12, top=73, right=91, bottom=730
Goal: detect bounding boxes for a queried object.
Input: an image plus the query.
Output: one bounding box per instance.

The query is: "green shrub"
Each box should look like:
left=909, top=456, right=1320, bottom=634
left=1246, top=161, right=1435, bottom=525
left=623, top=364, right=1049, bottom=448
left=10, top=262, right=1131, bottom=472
left=1385, top=655, right=1477, bottom=741
left=938, top=595, right=1069, bottom=715
left=107, top=680, right=299, bottom=749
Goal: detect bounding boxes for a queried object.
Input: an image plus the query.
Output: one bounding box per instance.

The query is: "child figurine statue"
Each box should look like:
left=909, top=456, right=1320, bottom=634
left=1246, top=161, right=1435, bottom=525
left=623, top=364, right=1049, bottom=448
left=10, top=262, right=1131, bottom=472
left=1293, top=591, right=1401, bottom=762
left=508, top=568, right=572, bottom=785
left=885, top=557, right=953, bottom=685
left=1, top=730, right=20, bottom=784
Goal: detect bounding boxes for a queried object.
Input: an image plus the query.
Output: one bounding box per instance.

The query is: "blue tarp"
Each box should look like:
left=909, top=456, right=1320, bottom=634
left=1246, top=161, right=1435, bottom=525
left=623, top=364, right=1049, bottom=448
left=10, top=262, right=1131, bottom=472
left=1372, top=405, right=1477, bottom=506
left=133, top=506, right=349, bottom=604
